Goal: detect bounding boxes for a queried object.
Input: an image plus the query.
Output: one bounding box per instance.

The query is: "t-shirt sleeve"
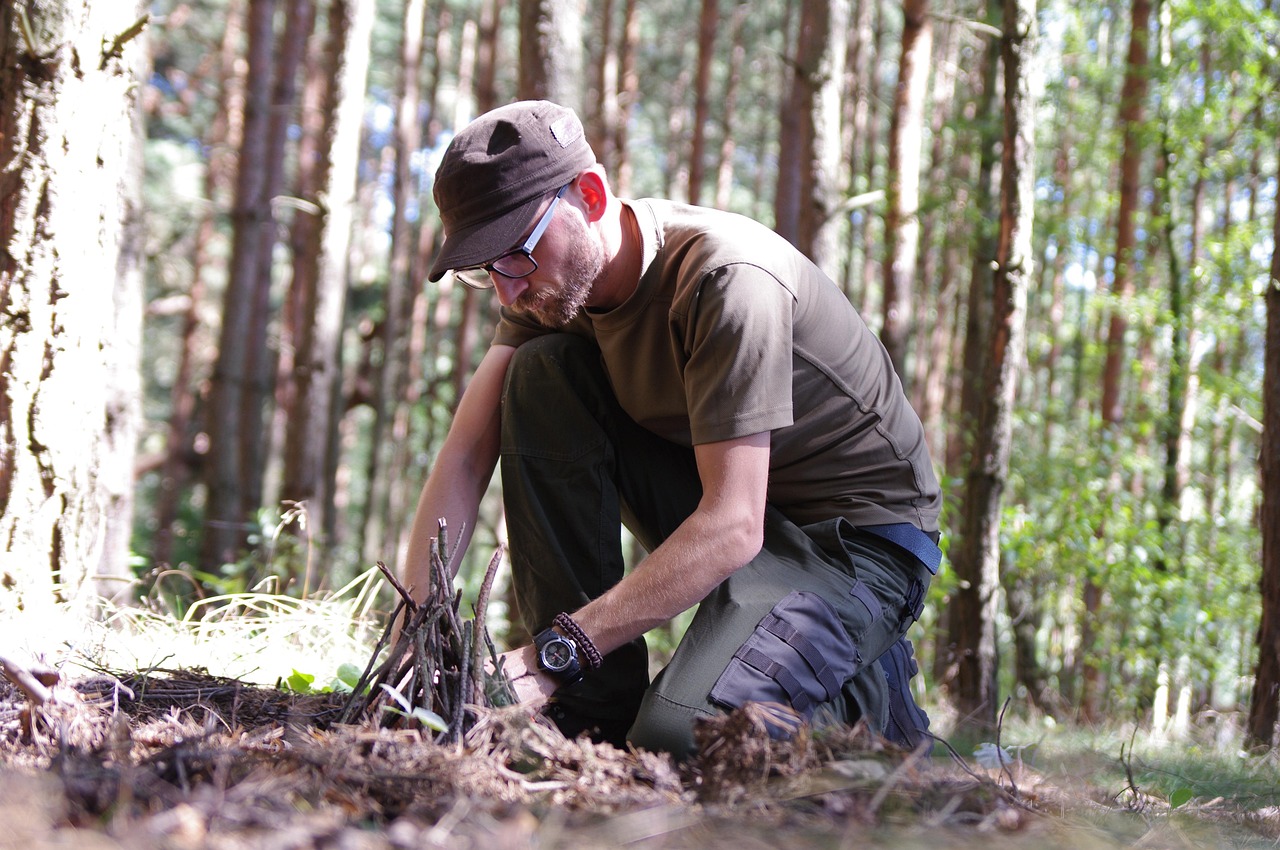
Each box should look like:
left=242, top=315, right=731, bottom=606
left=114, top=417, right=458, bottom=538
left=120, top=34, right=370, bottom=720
left=681, top=263, right=796, bottom=444
left=492, top=307, right=549, bottom=348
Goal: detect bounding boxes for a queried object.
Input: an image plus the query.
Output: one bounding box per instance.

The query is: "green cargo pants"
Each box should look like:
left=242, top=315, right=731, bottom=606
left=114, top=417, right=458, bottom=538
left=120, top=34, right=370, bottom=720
left=500, top=334, right=932, bottom=758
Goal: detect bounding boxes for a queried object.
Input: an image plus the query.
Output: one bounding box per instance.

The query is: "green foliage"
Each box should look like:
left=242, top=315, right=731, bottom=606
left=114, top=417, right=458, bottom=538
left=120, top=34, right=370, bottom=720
left=281, top=662, right=367, bottom=695
left=378, top=684, right=449, bottom=732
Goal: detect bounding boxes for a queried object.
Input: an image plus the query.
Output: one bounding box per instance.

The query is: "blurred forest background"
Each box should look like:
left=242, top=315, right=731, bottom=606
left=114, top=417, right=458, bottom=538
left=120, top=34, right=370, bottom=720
left=1, top=0, right=1278, bottom=748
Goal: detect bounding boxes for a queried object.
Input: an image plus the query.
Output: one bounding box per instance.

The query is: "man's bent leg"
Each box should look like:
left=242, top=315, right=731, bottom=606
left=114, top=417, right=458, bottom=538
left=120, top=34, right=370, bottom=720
left=500, top=334, right=701, bottom=738
left=628, top=507, right=931, bottom=757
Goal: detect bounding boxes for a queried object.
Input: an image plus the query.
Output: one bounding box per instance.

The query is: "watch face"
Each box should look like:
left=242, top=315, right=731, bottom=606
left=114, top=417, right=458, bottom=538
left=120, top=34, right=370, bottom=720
left=542, top=637, right=574, bottom=671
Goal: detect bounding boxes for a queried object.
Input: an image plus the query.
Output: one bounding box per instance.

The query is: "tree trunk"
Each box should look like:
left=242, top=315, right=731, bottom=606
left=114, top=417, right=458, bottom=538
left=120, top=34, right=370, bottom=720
left=773, top=0, right=845, bottom=276
left=1084, top=0, right=1151, bottom=724
left=880, top=0, right=932, bottom=380
left=798, top=0, right=847, bottom=276
left=839, top=0, right=872, bottom=300
left=938, top=0, right=998, bottom=689
left=586, top=0, right=615, bottom=171
left=242, top=0, right=314, bottom=523
left=518, top=0, right=585, bottom=109
left=774, top=1, right=802, bottom=241
left=202, top=0, right=278, bottom=570
left=475, top=0, right=502, bottom=114
left=0, top=0, right=145, bottom=613
left=687, top=0, right=718, bottom=207
left=911, top=11, right=960, bottom=439
left=152, top=0, right=245, bottom=571
left=713, top=6, right=748, bottom=210
left=277, top=0, right=373, bottom=587
left=947, top=0, right=1035, bottom=735
left=361, top=0, right=427, bottom=565
left=857, top=0, right=884, bottom=316
left=1246, top=135, right=1280, bottom=749
left=613, top=0, right=639, bottom=196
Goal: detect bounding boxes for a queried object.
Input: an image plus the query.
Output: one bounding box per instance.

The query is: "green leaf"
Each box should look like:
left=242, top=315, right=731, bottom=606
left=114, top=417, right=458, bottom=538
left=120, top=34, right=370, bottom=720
left=409, top=708, right=449, bottom=732
left=1169, top=788, right=1194, bottom=809
left=379, top=704, right=449, bottom=732
left=336, top=662, right=363, bottom=688
left=284, top=669, right=316, bottom=693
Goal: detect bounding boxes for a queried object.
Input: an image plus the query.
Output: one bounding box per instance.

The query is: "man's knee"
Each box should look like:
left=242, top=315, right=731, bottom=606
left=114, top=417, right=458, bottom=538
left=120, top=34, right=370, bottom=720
left=505, top=333, right=597, bottom=396
left=627, top=683, right=709, bottom=759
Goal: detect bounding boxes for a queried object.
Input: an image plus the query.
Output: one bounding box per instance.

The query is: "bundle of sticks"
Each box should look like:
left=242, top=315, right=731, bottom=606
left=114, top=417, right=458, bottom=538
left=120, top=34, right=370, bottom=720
left=338, top=519, right=516, bottom=741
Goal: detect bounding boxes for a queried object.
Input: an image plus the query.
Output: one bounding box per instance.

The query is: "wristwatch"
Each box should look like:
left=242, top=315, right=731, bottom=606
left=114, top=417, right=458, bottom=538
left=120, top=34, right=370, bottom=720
left=533, top=627, right=583, bottom=685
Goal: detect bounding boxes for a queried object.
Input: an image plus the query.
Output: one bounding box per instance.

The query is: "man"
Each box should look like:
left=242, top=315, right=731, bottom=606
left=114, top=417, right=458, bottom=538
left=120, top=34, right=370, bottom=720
left=404, top=100, right=941, bottom=757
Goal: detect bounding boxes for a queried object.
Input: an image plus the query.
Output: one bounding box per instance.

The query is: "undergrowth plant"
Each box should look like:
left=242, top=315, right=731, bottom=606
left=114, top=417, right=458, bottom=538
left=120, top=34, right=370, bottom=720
left=40, top=567, right=390, bottom=690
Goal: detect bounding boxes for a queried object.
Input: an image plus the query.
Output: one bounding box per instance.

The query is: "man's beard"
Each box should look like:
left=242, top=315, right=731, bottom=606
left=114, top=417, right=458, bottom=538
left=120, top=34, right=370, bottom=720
left=516, top=227, right=605, bottom=327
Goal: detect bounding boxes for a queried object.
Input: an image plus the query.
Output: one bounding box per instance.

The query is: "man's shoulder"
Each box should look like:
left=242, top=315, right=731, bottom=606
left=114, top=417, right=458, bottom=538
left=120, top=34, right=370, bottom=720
left=640, top=198, right=780, bottom=250
left=637, top=199, right=809, bottom=289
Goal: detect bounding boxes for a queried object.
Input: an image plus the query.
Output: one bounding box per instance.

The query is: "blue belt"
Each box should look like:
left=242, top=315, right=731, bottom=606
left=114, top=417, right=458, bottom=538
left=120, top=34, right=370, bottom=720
left=861, top=523, right=943, bottom=575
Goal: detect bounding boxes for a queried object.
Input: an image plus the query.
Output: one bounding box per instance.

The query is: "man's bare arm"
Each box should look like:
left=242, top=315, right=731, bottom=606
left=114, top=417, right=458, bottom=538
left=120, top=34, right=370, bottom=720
left=502, top=431, right=771, bottom=699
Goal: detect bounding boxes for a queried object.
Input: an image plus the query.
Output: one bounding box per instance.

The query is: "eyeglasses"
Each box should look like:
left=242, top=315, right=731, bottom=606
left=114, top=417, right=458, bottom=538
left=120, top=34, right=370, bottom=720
left=452, top=183, right=570, bottom=289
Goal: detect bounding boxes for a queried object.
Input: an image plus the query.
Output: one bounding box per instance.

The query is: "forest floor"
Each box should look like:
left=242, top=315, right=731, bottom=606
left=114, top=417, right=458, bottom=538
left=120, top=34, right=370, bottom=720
left=2, top=665, right=1279, bottom=850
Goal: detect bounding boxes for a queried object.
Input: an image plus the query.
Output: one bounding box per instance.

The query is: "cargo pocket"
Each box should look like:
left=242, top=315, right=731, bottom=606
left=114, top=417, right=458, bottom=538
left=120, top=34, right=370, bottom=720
left=708, top=590, right=859, bottom=726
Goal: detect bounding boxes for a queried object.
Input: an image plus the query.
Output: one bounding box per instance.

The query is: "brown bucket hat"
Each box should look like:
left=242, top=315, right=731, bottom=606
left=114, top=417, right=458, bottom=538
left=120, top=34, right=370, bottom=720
left=427, top=100, right=597, bottom=282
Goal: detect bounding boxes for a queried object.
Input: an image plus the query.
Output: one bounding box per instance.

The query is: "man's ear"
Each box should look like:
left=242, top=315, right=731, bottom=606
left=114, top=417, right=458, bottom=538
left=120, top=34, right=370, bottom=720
left=575, top=168, right=609, bottom=222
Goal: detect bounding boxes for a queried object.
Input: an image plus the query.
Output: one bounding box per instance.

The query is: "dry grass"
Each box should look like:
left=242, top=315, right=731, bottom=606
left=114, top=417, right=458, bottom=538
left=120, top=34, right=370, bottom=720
left=2, top=586, right=1279, bottom=849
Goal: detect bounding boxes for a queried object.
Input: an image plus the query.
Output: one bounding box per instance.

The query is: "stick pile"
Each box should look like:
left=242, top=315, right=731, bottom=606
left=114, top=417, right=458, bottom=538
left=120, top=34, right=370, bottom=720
left=337, top=519, right=515, bottom=741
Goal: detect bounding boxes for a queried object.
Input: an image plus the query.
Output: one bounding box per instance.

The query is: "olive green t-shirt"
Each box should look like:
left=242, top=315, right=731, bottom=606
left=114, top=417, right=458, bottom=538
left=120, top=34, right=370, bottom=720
left=492, top=199, right=941, bottom=533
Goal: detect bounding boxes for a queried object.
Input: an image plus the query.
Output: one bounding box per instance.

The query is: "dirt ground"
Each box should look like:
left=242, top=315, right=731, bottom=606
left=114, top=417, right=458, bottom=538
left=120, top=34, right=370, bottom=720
left=1, top=669, right=1277, bottom=850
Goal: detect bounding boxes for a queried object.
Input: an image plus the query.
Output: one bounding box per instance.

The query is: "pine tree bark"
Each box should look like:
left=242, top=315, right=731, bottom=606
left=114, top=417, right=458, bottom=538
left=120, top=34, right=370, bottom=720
left=774, top=0, right=845, bottom=276
left=613, top=0, right=640, bottom=196
left=839, top=0, right=872, bottom=299
left=799, top=0, right=847, bottom=275
left=713, top=6, right=748, bottom=210
left=152, top=0, right=245, bottom=571
left=241, top=0, right=314, bottom=520
left=0, top=0, right=145, bottom=611
left=518, top=0, right=585, bottom=109
left=911, top=12, right=960, bottom=436
left=361, top=0, right=427, bottom=565
left=938, top=2, right=998, bottom=691
left=857, top=0, right=884, bottom=313
left=947, top=0, right=1035, bottom=734
left=1246, top=133, right=1280, bottom=750
left=587, top=0, right=617, bottom=172
left=1085, top=0, right=1151, bottom=723
left=687, top=0, right=718, bottom=207
left=202, top=0, right=279, bottom=569
left=277, top=0, right=373, bottom=585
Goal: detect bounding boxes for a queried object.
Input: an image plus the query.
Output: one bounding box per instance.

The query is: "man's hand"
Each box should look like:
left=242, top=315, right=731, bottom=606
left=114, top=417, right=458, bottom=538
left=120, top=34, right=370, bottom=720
left=495, top=645, right=559, bottom=706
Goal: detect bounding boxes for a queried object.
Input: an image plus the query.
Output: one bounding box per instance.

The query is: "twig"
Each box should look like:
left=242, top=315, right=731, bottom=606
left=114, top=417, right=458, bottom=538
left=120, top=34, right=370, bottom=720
left=995, top=696, right=1019, bottom=795
left=375, top=560, right=417, bottom=610
left=100, top=14, right=149, bottom=67
left=470, top=546, right=506, bottom=704
left=1117, top=728, right=1143, bottom=811
left=0, top=654, right=59, bottom=706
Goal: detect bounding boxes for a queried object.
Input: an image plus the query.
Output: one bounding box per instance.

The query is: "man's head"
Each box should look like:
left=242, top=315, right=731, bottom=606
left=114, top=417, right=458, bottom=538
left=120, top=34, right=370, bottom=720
left=428, top=100, right=597, bottom=283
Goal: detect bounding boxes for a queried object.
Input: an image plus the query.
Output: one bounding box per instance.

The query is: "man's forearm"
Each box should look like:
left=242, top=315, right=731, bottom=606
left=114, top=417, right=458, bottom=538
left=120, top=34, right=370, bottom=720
left=570, top=505, right=762, bottom=654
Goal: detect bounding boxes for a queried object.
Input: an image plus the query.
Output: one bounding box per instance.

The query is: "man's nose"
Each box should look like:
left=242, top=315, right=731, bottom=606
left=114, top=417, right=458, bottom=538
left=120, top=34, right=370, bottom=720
left=492, top=274, right=528, bottom=306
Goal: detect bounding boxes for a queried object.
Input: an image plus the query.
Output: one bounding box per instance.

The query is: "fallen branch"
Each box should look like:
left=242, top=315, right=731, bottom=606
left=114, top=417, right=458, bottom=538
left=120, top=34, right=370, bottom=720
left=0, top=653, right=62, bottom=706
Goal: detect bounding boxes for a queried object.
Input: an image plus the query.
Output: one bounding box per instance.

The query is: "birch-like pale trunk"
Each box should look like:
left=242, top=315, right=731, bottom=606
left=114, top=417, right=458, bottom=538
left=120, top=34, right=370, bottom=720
left=0, top=0, right=146, bottom=615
